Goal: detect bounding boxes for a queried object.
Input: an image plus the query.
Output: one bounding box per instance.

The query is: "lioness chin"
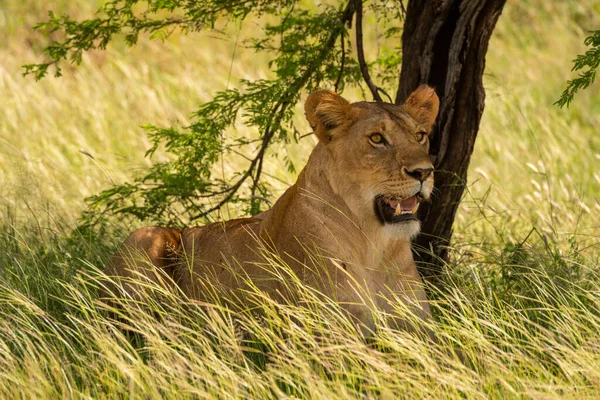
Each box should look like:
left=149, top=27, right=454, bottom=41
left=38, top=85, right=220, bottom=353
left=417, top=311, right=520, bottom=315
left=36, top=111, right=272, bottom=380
left=103, top=85, right=440, bottom=337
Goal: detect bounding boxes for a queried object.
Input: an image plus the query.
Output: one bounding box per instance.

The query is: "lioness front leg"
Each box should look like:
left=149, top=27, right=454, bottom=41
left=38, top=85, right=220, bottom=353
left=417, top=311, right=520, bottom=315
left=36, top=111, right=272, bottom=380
left=101, top=226, right=182, bottom=300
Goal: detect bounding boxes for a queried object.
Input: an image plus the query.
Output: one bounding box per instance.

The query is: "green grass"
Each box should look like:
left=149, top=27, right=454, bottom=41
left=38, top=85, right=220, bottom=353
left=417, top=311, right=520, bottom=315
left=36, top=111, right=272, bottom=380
left=1, top=0, right=600, bottom=398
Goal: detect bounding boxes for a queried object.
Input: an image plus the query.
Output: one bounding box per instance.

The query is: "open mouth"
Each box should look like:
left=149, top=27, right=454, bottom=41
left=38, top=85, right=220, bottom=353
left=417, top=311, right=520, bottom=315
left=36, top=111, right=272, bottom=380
left=374, top=194, right=421, bottom=224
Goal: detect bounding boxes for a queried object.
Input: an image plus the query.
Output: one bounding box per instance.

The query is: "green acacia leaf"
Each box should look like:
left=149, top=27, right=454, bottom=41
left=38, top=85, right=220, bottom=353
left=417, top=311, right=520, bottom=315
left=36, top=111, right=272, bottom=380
left=557, top=30, right=600, bottom=108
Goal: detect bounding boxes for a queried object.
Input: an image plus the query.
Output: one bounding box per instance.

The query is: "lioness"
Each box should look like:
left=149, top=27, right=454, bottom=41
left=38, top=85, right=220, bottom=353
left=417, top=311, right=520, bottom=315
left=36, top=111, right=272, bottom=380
left=104, top=85, right=439, bottom=335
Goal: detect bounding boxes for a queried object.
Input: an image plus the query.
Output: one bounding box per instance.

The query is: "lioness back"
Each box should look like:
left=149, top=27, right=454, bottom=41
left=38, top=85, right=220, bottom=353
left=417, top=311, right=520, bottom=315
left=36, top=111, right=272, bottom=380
left=175, top=214, right=274, bottom=297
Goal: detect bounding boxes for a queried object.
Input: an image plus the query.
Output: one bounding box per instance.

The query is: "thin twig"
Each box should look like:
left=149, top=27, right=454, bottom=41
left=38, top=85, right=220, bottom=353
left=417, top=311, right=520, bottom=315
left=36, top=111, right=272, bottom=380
left=298, top=131, right=315, bottom=140
left=335, top=30, right=345, bottom=92
left=377, top=87, right=393, bottom=103
left=355, top=0, right=383, bottom=102
left=250, top=195, right=272, bottom=205
left=280, top=3, right=296, bottom=49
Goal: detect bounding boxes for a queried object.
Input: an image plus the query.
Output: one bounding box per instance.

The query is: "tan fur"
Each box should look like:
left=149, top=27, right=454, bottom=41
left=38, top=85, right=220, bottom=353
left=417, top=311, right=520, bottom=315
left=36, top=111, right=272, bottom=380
left=104, top=86, right=440, bottom=335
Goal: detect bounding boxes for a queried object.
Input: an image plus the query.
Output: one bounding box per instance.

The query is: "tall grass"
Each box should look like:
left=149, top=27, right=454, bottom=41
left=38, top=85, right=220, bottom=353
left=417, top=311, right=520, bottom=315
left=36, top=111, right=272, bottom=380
left=1, top=0, right=599, bottom=398
left=1, top=231, right=599, bottom=398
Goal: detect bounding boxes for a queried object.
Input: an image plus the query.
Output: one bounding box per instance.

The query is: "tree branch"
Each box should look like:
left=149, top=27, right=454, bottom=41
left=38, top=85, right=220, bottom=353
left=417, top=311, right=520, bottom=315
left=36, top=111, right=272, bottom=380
left=354, top=0, right=383, bottom=102
left=189, top=1, right=357, bottom=221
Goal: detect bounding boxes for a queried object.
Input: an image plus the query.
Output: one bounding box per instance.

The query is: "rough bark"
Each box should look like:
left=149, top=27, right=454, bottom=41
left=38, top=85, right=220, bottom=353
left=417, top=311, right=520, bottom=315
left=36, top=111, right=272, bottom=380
left=396, top=0, right=507, bottom=283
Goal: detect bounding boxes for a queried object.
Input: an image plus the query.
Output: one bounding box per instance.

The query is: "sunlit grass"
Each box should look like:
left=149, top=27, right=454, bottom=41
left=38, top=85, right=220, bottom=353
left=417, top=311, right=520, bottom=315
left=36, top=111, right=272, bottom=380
left=1, top=227, right=599, bottom=398
left=1, top=0, right=599, bottom=398
left=460, top=0, right=600, bottom=247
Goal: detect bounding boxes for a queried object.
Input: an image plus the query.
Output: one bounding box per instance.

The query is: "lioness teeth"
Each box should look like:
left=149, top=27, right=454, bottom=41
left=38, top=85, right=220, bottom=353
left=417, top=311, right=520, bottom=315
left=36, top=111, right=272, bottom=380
left=393, top=197, right=420, bottom=215
left=394, top=204, right=402, bottom=216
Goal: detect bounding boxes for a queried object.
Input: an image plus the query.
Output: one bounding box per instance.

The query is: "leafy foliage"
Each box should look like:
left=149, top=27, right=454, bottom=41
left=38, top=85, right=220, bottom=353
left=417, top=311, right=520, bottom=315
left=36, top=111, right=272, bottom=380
left=556, top=30, right=600, bottom=107
left=23, top=0, right=299, bottom=80
left=25, top=0, right=406, bottom=227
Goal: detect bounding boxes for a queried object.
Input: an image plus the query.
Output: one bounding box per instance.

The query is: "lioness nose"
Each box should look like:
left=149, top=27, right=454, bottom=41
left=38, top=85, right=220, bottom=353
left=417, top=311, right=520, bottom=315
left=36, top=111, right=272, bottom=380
left=404, top=167, right=433, bottom=182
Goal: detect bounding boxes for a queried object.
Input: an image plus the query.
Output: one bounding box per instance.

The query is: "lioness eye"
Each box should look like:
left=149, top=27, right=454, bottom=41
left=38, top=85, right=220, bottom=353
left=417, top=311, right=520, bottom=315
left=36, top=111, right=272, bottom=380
left=369, top=133, right=385, bottom=145
left=416, top=131, right=427, bottom=143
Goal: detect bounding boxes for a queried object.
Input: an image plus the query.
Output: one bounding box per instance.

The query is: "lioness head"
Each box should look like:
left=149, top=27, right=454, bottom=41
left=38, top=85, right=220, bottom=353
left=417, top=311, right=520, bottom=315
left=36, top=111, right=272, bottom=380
left=304, top=85, right=439, bottom=240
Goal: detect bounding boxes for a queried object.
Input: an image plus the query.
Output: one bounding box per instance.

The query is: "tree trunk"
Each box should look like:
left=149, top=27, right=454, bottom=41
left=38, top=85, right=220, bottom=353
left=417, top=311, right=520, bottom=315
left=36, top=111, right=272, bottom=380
left=395, top=0, right=507, bottom=283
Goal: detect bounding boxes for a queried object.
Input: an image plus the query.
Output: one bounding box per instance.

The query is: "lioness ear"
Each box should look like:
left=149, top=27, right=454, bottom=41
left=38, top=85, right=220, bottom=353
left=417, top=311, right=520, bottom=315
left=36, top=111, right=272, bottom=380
left=403, top=85, right=440, bottom=131
left=305, top=90, right=353, bottom=143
